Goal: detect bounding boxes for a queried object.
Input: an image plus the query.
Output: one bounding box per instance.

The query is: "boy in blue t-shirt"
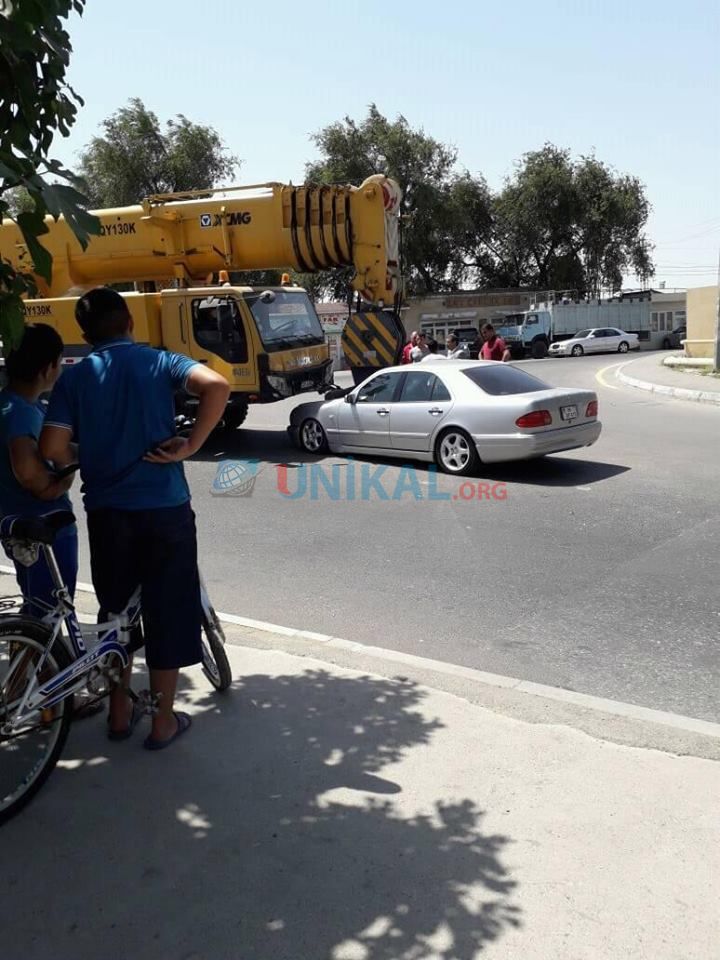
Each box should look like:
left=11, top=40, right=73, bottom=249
left=0, top=324, right=78, bottom=615
left=40, top=288, right=230, bottom=748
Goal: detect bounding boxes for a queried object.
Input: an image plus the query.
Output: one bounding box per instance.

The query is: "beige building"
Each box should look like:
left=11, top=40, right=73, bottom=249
left=402, top=289, right=553, bottom=343
left=315, top=301, right=349, bottom=372
left=684, top=285, right=719, bottom=359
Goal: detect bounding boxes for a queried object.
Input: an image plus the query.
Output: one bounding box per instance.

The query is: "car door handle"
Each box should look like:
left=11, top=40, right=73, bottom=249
left=428, top=407, right=443, bottom=415
left=376, top=408, right=390, bottom=416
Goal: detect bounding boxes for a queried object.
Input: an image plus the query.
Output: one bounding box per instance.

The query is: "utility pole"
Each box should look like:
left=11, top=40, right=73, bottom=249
left=715, top=245, right=720, bottom=371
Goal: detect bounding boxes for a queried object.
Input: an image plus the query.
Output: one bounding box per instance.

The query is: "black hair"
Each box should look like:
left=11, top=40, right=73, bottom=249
left=74, top=287, right=131, bottom=344
left=5, top=323, right=64, bottom=383
left=481, top=322, right=495, bottom=333
left=427, top=338, right=439, bottom=353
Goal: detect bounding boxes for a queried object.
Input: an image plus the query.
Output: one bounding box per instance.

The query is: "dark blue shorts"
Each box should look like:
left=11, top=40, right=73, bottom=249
left=87, top=502, right=202, bottom=670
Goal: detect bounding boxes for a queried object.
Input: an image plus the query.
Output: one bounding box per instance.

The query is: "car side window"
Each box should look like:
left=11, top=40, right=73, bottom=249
left=399, top=372, right=436, bottom=402
left=356, top=372, right=401, bottom=403
left=431, top=377, right=451, bottom=401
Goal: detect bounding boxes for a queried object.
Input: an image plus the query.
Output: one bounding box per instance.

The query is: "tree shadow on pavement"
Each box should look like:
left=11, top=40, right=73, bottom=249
left=2, top=668, right=521, bottom=960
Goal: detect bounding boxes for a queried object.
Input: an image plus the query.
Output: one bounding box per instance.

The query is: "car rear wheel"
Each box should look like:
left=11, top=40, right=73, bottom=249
left=618, top=341, right=629, bottom=353
left=299, top=418, right=328, bottom=454
left=435, top=428, right=480, bottom=477
left=571, top=344, right=584, bottom=357
left=662, top=337, right=672, bottom=349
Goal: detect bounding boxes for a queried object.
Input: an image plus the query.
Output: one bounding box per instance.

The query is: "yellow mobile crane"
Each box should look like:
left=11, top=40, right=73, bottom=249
left=0, top=176, right=402, bottom=427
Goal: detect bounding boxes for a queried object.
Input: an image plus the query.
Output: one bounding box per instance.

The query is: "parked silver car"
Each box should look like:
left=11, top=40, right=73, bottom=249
left=548, top=327, right=640, bottom=357
left=288, top=361, right=601, bottom=475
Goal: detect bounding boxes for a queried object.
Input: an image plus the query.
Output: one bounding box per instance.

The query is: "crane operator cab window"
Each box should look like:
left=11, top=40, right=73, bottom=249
left=246, top=289, right=325, bottom=352
left=192, top=296, right=248, bottom=363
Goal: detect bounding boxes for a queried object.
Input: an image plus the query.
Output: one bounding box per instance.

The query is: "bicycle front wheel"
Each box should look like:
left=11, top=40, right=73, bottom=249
left=201, top=606, right=232, bottom=692
left=0, top=618, right=73, bottom=826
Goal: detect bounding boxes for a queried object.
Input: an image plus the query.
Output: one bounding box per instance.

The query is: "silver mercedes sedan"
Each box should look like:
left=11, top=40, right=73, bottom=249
left=287, top=360, right=601, bottom=476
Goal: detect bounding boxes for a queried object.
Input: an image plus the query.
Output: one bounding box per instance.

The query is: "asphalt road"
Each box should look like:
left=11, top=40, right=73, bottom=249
left=72, top=352, right=720, bottom=723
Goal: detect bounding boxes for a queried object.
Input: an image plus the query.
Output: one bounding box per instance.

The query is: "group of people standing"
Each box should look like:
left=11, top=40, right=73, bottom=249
left=400, top=324, right=512, bottom=364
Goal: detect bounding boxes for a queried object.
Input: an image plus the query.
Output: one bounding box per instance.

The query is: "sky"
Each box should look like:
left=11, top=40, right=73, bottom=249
left=52, top=0, right=720, bottom=292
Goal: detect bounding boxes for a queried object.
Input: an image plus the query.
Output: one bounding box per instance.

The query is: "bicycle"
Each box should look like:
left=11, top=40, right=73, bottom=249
left=0, top=506, right=232, bottom=825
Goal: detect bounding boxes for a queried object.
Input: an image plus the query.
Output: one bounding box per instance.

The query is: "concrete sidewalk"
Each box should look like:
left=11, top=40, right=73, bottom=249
left=2, top=581, right=719, bottom=959
left=617, top=352, right=720, bottom=405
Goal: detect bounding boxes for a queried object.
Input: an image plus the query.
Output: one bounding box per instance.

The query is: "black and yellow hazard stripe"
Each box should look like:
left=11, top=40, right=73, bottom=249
left=342, top=311, right=401, bottom=368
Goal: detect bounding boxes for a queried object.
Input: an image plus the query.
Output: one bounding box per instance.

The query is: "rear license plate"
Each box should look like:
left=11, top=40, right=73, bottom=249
left=560, top=405, right=578, bottom=421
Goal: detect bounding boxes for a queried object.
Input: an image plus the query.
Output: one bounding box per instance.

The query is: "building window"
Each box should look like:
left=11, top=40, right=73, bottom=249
left=651, top=312, right=658, bottom=332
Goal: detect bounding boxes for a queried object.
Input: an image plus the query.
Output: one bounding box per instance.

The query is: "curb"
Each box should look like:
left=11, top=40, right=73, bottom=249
left=4, top=565, right=717, bottom=741
left=617, top=364, right=720, bottom=406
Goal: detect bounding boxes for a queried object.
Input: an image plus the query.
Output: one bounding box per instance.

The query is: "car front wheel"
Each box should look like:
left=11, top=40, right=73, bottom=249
left=299, top=418, right=328, bottom=454
left=571, top=344, right=584, bottom=357
left=435, top=428, right=480, bottom=476
left=618, top=341, right=629, bottom=353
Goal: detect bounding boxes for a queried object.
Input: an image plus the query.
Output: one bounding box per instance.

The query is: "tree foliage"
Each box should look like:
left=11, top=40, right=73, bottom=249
left=308, top=109, right=654, bottom=301
left=307, top=105, right=493, bottom=298
left=0, top=0, right=99, bottom=348
left=78, top=98, right=239, bottom=207
left=479, top=145, right=654, bottom=296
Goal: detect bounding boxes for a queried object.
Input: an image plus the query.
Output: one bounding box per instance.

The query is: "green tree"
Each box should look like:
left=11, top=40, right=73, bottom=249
left=0, top=0, right=99, bottom=348
left=78, top=98, right=239, bottom=207
left=307, top=105, right=492, bottom=298
left=482, top=145, right=654, bottom=296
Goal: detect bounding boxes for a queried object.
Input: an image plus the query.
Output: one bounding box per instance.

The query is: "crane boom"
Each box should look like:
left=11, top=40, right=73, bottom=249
left=1, top=175, right=401, bottom=305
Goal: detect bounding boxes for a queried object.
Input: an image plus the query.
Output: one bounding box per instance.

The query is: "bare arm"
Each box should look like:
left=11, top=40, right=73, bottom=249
left=39, top=424, right=75, bottom=468
left=10, top=436, right=74, bottom=501
left=145, top=365, right=230, bottom=464
left=502, top=348, right=512, bottom=362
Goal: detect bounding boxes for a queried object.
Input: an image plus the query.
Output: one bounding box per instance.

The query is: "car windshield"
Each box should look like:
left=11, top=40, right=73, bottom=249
left=462, top=365, right=548, bottom=396
left=246, top=289, right=325, bottom=352
left=574, top=330, right=593, bottom=339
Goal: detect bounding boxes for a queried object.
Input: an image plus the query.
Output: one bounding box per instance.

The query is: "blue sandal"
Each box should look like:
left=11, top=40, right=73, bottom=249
left=143, top=711, right=192, bottom=751
left=107, top=702, right=142, bottom=741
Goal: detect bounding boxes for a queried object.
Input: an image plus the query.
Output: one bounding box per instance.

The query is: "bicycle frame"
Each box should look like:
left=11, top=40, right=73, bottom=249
left=4, top=543, right=141, bottom=729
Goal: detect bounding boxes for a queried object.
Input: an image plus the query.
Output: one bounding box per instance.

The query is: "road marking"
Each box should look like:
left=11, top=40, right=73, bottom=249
left=3, top=563, right=718, bottom=739
left=595, top=361, right=630, bottom=391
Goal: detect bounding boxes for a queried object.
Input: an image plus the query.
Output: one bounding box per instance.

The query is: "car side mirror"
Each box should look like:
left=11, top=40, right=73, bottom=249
left=345, top=393, right=356, bottom=404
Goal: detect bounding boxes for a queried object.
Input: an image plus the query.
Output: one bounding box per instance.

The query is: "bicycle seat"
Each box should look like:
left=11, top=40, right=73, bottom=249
left=0, top=510, right=76, bottom=545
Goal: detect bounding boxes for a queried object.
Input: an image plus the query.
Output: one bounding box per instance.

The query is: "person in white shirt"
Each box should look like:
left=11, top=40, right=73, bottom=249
left=445, top=334, right=469, bottom=359
left=420, top=338, right=449, bottom=361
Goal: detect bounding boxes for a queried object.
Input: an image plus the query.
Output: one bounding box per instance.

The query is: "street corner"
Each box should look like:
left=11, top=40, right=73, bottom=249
left=210, top=458, right=264, bottom=497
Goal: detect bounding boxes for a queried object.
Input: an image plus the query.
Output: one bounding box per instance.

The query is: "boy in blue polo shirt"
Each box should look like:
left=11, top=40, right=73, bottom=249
left=40, top=288, right=230, bottom=748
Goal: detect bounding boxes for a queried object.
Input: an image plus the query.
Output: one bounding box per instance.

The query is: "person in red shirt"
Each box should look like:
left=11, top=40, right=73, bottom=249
left=479, top=323, right=512, bottom=362
left=401, top=331, right=418, bottom=364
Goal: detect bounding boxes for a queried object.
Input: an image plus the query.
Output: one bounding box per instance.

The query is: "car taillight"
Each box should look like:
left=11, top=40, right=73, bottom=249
left=586, top=400, right=598, bottom=417
left=515, top=410, right=552, bottom=428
